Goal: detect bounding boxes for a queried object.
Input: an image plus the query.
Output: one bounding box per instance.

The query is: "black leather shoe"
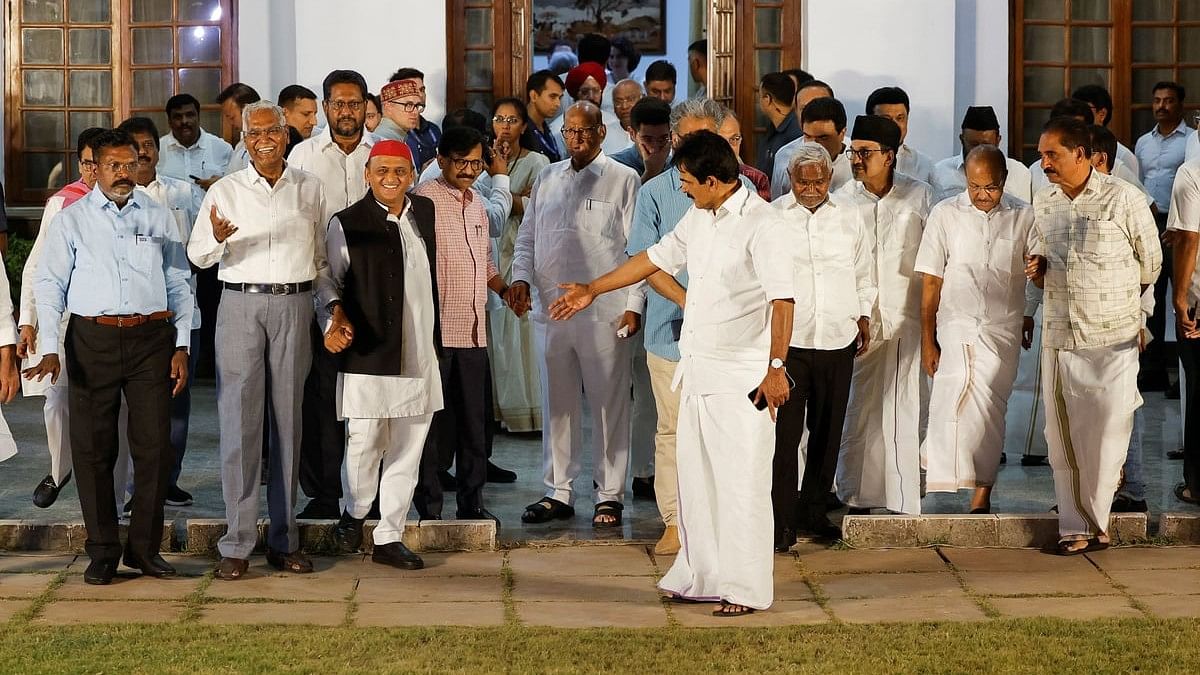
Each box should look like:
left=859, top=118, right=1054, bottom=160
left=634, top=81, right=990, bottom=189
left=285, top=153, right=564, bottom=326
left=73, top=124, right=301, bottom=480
left=372, top=541, right=424, bottom=570
left=1168, top=448, right=1185, bottom=460
left=632, top=476, right=656, bottom=499
left=332, top=511, right=365, bottom=553
left=1111, top=495, right=1149, bottom=513
left=456, top=506, right=501, bottom=530
left=32, top=473, right=71, bottom=509
left=486, top=461, right=517, bottom=483
left=846, top=507, right=872, bottom=515
left=825, top=492, right=845, bottom=512
left=1021, top=454, right=1049, bottom=466
left=797, top=516, right=843, bottom=541
left=84, top=558, right=117, bottom=585
left=774, top=528, right=796, bottom=553
left=439, top=470, right=458, bottom=491
left=122, top=552, right=177, bottom=578
left=165, top=486, right=193, bottom=507
left=1000, top=453, right=1007, bottom=465
left=296, top=499, right=340, bottom=520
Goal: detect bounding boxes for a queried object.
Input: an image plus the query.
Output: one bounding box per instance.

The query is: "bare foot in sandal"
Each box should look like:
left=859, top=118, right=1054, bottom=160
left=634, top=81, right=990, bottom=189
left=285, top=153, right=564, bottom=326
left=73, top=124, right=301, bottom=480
left=713, top=601, right=755, bottom=617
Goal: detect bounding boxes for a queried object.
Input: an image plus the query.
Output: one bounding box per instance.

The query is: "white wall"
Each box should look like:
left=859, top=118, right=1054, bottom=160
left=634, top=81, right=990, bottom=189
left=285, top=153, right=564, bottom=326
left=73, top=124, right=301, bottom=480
left=955, top=0, right=1011, bottom=151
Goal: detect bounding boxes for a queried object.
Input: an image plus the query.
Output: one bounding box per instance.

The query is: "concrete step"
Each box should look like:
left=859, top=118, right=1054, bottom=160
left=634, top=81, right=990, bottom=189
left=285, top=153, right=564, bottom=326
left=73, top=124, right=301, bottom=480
left=841, top=513, right=1152, bottom=548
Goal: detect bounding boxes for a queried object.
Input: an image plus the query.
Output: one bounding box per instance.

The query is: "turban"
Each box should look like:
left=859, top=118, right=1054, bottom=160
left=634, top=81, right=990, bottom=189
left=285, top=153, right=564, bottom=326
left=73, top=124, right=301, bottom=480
left=381, top=78, right=422, bottom=103
left=961, top=105, right=1000, bottom=132
left=368, top=139, right=413, bottom=163
left=564, top=62, right=607, bottom=99
left=851, top=115, right=901, bottom=150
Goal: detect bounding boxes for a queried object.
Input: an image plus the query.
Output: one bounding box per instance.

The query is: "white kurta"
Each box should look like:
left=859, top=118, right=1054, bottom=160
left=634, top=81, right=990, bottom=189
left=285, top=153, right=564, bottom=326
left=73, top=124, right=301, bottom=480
left=915, top=192, right=1037, bottom=491
left=647, top=186, right=794, bottom=611
left=834, top=174, right=931, bottom=514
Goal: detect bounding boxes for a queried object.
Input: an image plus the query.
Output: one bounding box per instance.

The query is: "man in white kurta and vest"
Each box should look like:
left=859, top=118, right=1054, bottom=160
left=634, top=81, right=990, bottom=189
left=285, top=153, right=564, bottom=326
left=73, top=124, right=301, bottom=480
left=835, top=115, right=932, bottom=515
left=1027, top=116, right=1161, bottom=555
left=917, top=145, right=1037, bottom=514
left=509, top=101, right=642, bottom=528
left=324, top=140, right=442, bottom=570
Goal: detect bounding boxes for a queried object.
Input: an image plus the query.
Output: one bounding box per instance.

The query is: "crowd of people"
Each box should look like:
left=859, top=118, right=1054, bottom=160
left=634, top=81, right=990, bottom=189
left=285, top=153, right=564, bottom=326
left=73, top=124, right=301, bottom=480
left=0, top=31, right=1195, bottom=618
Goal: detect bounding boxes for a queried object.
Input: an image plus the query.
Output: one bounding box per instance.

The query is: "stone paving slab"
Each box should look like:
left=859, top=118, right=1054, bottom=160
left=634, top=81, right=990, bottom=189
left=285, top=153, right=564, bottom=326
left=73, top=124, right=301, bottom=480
left=357, top=551, right=504, bottom=578
left=205, top=574, right=355, bottom=602
left=198, top=602, right=346, bottom=626
left=989, top=596, right=1143, bottom=620
left=1106, top=568, right=1200, bottom=596
left=55, top=574, right=201, bottom=600
left=35, top=600, right=186, bottom=624
left=817, top=572, right=963, bottom=600
left=0, top=554, right=77, bottom=573
left=1084, top=546, right=1200, bottom=570
left=512, top=573, right=660, bottom=603
left=0, top=572, right=54, bottom=598
left=516, top=600, right=669, bottom=628
left=940, top=547, right=1097, bottom=572
left=356, top=575, right=503, bottom=603
left=506, top=546, right=655, bottom=577
left=958, top=569, right=1118, bottom=596
left=1136, top=594, right=1200, bottom=619
left=671, top=600, right=827, bottom=627
left=354, top=601, right=506, bottom=627
left=0, top=599, right=30, bottom=621
left=798, top=548, right=947, bottom=574
left=826, top=595, right=989, bottom=623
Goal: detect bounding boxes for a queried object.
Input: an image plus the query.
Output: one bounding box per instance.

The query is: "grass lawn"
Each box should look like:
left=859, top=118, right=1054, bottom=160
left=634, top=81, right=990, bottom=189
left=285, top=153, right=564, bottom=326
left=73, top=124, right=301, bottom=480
left=2, top=619, right=1198, bottom=673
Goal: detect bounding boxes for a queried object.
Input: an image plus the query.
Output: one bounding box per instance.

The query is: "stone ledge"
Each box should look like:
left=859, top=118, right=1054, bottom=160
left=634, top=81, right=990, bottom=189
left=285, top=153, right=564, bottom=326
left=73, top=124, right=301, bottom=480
left=0, top=520, right=175, bottom=553
left=842, top=513, right=1148, bottom=548
left=1158, top=513, right=1200, bottom=544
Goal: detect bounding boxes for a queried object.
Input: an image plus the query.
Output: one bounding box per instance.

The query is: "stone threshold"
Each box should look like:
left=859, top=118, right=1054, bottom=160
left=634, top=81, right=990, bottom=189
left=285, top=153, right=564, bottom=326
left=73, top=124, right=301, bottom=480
left=841, top=513, right=1159, bottom=548
left=0, top=519, right=496, bottom=554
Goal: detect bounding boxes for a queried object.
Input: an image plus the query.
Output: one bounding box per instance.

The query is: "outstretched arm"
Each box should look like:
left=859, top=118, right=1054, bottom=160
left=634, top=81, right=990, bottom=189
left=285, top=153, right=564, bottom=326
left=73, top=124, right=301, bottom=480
left=548, top=252, right=661, bottom=321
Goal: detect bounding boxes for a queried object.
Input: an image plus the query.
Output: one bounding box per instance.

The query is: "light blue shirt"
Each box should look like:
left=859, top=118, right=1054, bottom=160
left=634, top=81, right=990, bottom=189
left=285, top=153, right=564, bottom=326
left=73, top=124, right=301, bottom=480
left=1135, top=122, right=1193, bottom=212
left=35, top=187, right=195, bottom=353
left=627, top=166, right=752, bottom=361
left=156, top=127, right=232, bottom=213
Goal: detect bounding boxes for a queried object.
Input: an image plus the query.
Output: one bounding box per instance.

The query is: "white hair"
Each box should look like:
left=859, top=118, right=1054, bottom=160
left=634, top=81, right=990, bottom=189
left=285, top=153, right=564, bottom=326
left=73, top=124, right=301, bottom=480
left=788, top=142, right=833, bottom=177
left=614, top=78, right=645, bottom=94
left=670, top=97, right=726, bottom=134
left=242, top=100, right=287, bottom=131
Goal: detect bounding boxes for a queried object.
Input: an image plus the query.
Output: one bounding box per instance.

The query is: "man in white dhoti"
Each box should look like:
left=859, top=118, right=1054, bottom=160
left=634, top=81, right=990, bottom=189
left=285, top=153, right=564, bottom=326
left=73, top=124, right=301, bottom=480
left=835, top=115, right=932, bottom=515
left=323, top=140, right=442, bottom=570
left=917, top=146, right=1037, bottom=514
left=1027, top=117, right=1161, bottom=555
left=508, top=101, right=642, bottom=527
left=550, top=130, right=795, bottom=617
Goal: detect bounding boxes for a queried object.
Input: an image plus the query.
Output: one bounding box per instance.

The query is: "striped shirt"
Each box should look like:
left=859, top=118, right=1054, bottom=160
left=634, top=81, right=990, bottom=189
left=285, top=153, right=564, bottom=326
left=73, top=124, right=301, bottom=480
left=412, top=178, right=499, bottom=348
left=1031, top=169, right=1162, bottom=350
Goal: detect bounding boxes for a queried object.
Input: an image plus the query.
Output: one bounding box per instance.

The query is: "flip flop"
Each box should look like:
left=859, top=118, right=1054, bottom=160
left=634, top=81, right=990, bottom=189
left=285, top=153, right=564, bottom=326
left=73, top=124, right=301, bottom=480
left=521, top=498, right=575, bottom=524
left=1175, top=483, right=1200, bottom=505
left=662, top=594, right=702, bottom=604
left=592, top=501, right=623, bottom=528
left=1084, top=537, right=1110, bottom=553
left=1045, top=539, right=1090, bottom=556
left=712, top=602, right=755, bottom=617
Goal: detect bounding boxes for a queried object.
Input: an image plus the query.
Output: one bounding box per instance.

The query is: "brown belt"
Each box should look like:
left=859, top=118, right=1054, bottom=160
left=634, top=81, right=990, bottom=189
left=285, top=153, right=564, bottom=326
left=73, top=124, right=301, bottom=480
left=79, top=311, right=174, bottom=328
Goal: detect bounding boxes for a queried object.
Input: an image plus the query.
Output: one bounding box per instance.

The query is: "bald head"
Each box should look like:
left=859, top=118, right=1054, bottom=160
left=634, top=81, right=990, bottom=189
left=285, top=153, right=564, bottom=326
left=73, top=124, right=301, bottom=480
left=566, top=101, right=603, bottom=127
left=965, top=144, right=1007, bottom=178
left=964, top=144, right=1008, bottom=212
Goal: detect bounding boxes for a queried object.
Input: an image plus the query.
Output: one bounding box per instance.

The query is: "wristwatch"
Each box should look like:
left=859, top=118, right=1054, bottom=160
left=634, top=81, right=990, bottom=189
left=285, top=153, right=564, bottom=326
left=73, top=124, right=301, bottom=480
left=770, top=357, right=785, bottom=370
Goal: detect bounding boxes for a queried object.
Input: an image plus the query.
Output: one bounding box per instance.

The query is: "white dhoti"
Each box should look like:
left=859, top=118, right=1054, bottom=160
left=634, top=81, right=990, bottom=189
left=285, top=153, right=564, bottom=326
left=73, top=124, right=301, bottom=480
left=533, top=316, right=632, bottom=505
left=1043, top=340, right=1140, bottom=540
left=837, top=330, right=922, bottom=514
left=342, top=415, right=433, bottom=545
left=658, top=391, right=775, bottom=610
left=487, top=306, right=542, bottom=432
left=924, top=330, right=1021, bottom=491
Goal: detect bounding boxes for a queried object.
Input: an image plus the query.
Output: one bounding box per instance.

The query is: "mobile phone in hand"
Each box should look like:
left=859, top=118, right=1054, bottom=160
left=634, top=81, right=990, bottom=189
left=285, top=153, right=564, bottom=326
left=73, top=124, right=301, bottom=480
left=748, top=387, right=769, bottom=410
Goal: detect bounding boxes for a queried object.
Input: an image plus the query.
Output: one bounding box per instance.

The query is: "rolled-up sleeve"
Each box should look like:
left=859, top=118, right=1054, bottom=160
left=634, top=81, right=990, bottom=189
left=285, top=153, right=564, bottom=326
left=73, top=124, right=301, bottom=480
left=163, top=230, right=194, bottom=349
left=645, top=217, right=689, bottom=276
left=1128, top=189, right=1163, bottom=286
left=187, top=187, right=226, bottom=269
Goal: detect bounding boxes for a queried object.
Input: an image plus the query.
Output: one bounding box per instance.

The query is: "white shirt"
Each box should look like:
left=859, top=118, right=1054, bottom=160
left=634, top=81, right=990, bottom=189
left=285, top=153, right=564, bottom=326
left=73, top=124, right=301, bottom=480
left=187, top=165, right=334, bottom=307
left=326, top=202, right=444, bottom=419
left=896, top=144, right=935, bottom=185
left=138, top=174, right=204, bottom=330
left=931, top=155, right=1032, bottom=204
left=157, top=128, right=232, bottom=193
left=286, top=129, right=376, bottom=225
left=772, top=193, right=876, bottom=350
left=834, top=173, right=932, bottom=341
left=549, top=108, right=629, bottom=157
left=225, top=140, right=250, bottom=176
left=417, top=161, right=513, bottom=238
left=646, top=186, right=794, bottom=396
left=915, top=192, right=1036, bottom=338
left=770, top=140, right=852, bottom=199
left=1117, top=142, right=1139, bottom=177
left=512, top=152, right=644, bottom=320
left=1167, top=160, right=1200, bottom=306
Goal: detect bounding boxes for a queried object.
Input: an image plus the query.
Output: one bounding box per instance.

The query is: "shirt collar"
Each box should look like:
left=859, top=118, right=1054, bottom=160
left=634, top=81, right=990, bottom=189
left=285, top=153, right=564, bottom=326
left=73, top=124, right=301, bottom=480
left=315, top=127, right=375, bottom=153
left=570, top=150, right=610, bottom=177
left=434, top=177, right=475, bottom=204
left=245, top=163, right=294, bottom=189
left=164, top=127, right=215, bottom=151
left=713, top=184, right=751, bottom=217
left=1153, top=123, right=1189, bottom=140
left=375, top=198, right=411, bottom=222
left=87, top=184, right=145, bottom=212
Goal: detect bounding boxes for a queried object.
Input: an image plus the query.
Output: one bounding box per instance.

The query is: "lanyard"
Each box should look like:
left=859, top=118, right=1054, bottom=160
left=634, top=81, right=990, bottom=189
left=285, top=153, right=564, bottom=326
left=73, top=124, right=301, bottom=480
left=532, top=124, right=560, bottom=162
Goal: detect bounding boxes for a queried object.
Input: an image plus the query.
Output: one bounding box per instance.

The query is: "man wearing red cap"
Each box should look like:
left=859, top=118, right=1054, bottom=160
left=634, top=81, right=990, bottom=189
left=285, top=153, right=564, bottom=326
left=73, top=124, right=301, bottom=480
left=375, top=78, right=426, bottom=148
left=323, top=139, right=441, bottom=570
left=551, top=63, right=629, bottom=156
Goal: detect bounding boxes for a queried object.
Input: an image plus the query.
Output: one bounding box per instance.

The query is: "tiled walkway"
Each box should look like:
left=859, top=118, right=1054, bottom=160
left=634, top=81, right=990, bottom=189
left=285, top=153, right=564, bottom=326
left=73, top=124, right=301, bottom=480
left=2, top=544, right=1199, bottom=627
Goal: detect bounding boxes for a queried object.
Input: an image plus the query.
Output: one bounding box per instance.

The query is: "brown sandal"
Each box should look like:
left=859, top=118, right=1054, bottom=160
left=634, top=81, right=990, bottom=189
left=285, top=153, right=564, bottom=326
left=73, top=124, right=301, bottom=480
left=214, top=556, right=249, bottom=580
left=266, top=548, right=314, bottom=573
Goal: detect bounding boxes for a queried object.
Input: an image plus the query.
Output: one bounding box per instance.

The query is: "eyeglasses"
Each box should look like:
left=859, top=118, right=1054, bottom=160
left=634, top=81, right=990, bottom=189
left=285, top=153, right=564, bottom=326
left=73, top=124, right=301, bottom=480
left=243, top=126, right=287, bottom=141
left=450, top=158, right=486, bottom=172
left=100, top=161, right=140, bottom=174
left=792, top=178, right=830, bottom=190
left=493, top=115, right=522, bottom=126
left=562, top=125, right=601, bottom=138
left=636, top=133, right=671, bottom=145
left=724, top=134, right=743, bottom=144
left=967, top=183, right=1003, bottom=194
left=388, top=101, right=426, bottom=113
left=846, top=148, right=890, bottom=161
left=327, top=100, right=365, bottom=112
left=80, top=159, right=97, bottom=168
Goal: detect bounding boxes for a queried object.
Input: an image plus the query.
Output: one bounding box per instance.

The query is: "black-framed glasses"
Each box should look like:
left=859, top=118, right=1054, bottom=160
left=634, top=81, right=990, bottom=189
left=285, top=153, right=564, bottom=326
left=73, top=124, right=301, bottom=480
left=243, top=126, right=287, bottom=141
left=327, top=100, right=365, bottom=112
left=100, top=161, right=139, bottom=174
left=451, top=158, right=485, bottom=172
left=389, top=101, right=426, bottom=113
left=493, top=115, right=522, bottom=126
left=846, top=148, right=890, bottom=161
left=562, top=125, right=601, bottom=138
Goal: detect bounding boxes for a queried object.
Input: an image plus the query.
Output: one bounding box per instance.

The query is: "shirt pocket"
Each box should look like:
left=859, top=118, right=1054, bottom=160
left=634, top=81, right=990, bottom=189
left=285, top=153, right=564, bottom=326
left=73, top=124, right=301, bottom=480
left=1079, top=219, right=1127, bottom=262
left=816, top=227, right=856, bottom=269
left=573, top=199, right=619, bottom=241
left=130, top=234, right=165, bottom=274
left=989, top=238, right=1020, bottom=275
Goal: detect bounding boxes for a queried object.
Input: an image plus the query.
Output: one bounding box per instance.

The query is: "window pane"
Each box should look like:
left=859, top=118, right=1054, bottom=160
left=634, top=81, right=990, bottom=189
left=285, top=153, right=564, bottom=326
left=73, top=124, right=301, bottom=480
left=464, top=92, right=493, bottom=119
left=1070, top=27, right=1109, bottom=62
left=25, top=110, right=65, bottom=148
left=179, top=26, right=220, bottom=63
left=1023, top=26, right=1064, bottom=62
left=756, top=50, right=781, bottom=80
left=22, top=0, right=63, bottom=22
left=1133, top=27, right=1174, bottom=63
left=23, top=28, right=63, bottom=64
left=1182, top=27, right=1200, bottom=63
left=132, top=0, right=173, bottom=22
left=25, top=153, right=68, bottom=190
left=23, top=69, right=64, bottom=105
left=465, top=8, right=491, bottom=46
left=133, top=69, right=174, bottom=107
left=69, top=70, right=112, bottom=106
left=1023, top=66, right=1064, bottom=104
left=133, top=28, right=173, bottom=64
left=199, top=110, right=222, bottom=135
left=68, top=0, right=110, bottom=22
left=1070, top=0, right=1109, bottom=20
left=137, top=111, right=170, bottom=139
left=68, top=28, right=110, bottom=65
left=465, top=51, right=493, bottom=89
left=1133, top=0, right=1174, bottom=21
left=1180, top=69, right=1200, bottom=102
left=1021, top=146, right=1041, bottom=166
left=177, top=0, right=222, bottom=22
left=1068, top=67, right=1109, bottom=91
left=1023, top=0, right=1064, bottom=20
left=1132, top=108, right=1155, bottom=135
left=756, top=7, right=782, bottom=44
left=179, top=67, right=221, bottom=102
left=1183, top=0, right=1200, bottom=21
left=1133, top=68, right=1175, bottom=100
left=1023, top=107, right=1052, bottom=147
left=70, top=111, right=111, bottom=147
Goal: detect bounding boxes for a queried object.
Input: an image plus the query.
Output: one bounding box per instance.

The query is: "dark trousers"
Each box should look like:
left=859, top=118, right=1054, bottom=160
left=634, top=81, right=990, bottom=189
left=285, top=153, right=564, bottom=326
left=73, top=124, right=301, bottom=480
left=167, top=328, right=200, bottom=489
left=413, top=347, right=490, bottom=516
left=66, top=316, right=174, bottom=562
left=1146, top=211, right=1174, bottom=378
left=771, top=343, right=856, bottom=532
left=299, top=320, right=344, bottom=506
left=1179, top=334, right=1200, bottom=493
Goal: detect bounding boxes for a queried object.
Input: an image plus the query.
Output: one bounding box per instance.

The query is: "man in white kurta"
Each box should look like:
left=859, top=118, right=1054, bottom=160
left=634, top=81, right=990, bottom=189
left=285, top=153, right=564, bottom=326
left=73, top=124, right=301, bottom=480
left=835, top=115, right=932, bottom=515
left=1029, top=117, right=1161, bottom=553
left=916, top=146, right=1037, bottom=513
left=931, top=106, right=1033, bottom=204
left=548, top=130, right=795, bottom=616
left=510, top=102, right=642, bottom=526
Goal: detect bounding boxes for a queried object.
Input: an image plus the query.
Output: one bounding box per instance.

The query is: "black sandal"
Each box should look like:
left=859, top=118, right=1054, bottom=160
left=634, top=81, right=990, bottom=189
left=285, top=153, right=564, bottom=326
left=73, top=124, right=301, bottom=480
left=662, top=594, right=702, bottom=604
left=521, top=498, right=575, bottom=524
left=712, top=601, right=755, bottom=617
left=1176, top=483, right=1200, bottom=505
left=1046, top=539, right=1090, bottom=556
left=592, top=501, right=623, bottom=528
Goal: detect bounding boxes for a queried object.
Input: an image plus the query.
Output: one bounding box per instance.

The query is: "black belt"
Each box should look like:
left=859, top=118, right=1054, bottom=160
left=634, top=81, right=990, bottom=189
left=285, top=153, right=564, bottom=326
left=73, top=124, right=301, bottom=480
left=222, top=281, right=313, bottom=295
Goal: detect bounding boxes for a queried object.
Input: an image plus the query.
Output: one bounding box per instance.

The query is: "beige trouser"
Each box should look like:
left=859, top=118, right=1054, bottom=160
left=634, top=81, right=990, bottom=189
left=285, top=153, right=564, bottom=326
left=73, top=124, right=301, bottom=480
left=646, top=352, right=680, bottom=525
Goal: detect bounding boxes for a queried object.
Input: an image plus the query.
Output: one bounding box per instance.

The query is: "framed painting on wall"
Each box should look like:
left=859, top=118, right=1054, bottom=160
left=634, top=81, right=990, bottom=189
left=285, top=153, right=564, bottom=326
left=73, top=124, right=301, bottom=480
left=532, top=0, right=667, bottom=54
